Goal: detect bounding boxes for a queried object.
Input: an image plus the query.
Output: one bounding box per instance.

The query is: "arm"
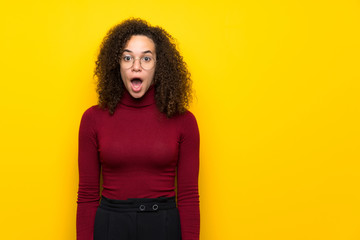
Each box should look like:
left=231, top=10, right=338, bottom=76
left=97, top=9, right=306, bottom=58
left=76, top=107, right=101, bottom=240
left=177, top=111, right=200, bottom=240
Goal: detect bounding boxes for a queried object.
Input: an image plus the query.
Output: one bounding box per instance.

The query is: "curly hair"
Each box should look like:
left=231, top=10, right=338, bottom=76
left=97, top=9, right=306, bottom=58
left=94, top=18, right=193, bottom=118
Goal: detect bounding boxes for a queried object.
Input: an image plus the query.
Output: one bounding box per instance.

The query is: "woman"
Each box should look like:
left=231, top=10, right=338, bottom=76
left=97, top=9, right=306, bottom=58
left=77, top=18, right=200, bottom=240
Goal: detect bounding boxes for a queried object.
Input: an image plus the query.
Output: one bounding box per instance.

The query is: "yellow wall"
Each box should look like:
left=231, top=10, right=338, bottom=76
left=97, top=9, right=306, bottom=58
left=1, top=0, right=359, bottom=239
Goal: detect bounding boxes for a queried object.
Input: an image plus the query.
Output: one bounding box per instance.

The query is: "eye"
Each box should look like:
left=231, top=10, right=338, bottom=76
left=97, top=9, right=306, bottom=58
left=142, top=56, right=152, bottom=62
left=122, top=55, right=133, bottom=62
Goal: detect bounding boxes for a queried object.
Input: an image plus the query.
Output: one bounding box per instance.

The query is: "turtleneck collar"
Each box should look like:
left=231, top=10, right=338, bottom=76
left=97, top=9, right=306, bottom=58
left=119, top=84, right=156, bottom=108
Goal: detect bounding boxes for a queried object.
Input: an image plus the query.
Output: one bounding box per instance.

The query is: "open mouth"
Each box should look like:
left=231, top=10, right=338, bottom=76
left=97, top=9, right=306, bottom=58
left=130, top=78, right=143, bottom=92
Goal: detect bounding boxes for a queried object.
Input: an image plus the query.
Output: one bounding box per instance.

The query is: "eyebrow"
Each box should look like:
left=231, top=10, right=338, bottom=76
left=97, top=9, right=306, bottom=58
left=123, top=49, right=153, bottom=54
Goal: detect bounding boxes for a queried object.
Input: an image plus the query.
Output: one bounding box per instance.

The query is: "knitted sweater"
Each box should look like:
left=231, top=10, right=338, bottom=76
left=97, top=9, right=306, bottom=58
left=76, top=84, right=200, bottom=240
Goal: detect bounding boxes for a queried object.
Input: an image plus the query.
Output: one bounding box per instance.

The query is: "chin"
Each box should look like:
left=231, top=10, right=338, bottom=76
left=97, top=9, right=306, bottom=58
left=128, top=88, right=146, bottom=98
left=130, top=92, right=144, bottom=98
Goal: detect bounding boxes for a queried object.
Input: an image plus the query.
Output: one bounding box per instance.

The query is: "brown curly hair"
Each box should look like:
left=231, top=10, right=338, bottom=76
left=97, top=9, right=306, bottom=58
left=94, top=18, right=193, bottom=118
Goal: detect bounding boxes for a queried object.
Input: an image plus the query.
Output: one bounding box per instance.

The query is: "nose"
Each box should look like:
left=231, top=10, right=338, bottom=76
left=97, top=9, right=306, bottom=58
left=132, top=58, right=141, bottom=71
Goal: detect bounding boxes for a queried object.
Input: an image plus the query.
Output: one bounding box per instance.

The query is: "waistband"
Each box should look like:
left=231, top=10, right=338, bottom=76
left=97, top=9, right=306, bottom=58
left=99, top=195, right=177, bottom=212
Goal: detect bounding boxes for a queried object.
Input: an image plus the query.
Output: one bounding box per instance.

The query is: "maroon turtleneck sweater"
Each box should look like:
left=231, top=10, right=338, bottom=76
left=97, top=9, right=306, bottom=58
left=76, top=84, right=200, bottom=240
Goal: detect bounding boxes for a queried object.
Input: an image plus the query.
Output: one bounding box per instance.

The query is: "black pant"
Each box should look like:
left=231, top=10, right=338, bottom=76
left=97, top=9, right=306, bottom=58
left=94, top=195, right=182, bottom=240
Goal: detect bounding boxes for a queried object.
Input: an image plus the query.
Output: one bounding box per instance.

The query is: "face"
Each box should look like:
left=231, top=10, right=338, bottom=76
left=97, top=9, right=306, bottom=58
left=120, top=35, right=156, bottom=98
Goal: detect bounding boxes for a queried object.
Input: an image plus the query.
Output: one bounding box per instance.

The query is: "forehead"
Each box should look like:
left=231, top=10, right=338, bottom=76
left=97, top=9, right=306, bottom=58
left=123, top=35, right=155, bottom=53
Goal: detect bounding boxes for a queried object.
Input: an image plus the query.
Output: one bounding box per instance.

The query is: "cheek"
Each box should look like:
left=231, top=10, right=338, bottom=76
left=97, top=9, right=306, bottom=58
left=120, top=68, right=128, bottom=82
left=148, top=70, right=156, bottom=81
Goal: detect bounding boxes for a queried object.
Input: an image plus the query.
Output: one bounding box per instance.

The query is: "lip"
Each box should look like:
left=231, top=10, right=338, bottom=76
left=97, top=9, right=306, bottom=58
left=130, top=78, right=143, bottom=92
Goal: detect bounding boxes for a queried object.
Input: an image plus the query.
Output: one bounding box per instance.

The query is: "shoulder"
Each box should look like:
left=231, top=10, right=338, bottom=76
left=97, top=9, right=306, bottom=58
left=80, top=105, right=107, bottom=125
left=175, top=110, right=199, bottom=134
left=180, top=110, right=198, bottom=122
left=82, top=105, right=100, bottom=116
left=82, top=105, right=108, bottom=117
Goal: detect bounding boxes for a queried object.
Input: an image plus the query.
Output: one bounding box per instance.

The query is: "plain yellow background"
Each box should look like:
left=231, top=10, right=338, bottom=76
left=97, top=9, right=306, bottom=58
left=1, top=0, right=359, bottom=239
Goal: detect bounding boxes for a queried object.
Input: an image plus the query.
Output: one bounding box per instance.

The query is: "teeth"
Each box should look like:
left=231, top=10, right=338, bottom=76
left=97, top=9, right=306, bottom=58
left=131, top=78, right=142, bottom=91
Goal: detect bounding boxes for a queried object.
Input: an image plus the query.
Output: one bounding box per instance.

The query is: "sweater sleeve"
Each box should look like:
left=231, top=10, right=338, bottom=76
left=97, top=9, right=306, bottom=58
left=76, top=107, right=101, bottom=240
left=177, top=111, right=200, bottom=240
